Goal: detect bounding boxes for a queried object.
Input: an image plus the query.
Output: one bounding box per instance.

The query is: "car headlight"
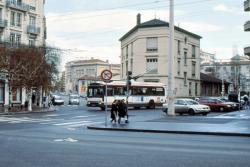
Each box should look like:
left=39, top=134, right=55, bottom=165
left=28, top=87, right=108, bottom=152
left=227, top=105, right=231, bottom=107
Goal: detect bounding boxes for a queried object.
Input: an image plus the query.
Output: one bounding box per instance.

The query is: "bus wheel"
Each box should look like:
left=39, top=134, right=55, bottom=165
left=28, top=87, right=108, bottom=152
left=100, top=107, right=105, bottom=111
left=134, top=106, right=140, bottom=110
left=148, top=100, right=155, bottom=109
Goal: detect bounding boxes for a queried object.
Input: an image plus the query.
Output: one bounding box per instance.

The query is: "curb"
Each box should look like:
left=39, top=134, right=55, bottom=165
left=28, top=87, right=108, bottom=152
left=87, top=126, right=250, bottom=137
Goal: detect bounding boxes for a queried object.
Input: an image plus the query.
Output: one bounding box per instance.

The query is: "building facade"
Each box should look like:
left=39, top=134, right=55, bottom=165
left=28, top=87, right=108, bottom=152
left=65, top=58, right=120, bottom=95
left=244, top=0, right=250, bottom=57
left=201, top=55, right=250, bottom=94
left=200, top=50, right=215, bottom=65
left=119, top=14, right=202, bottom=97
left=0, top=0, right=46, bottom=108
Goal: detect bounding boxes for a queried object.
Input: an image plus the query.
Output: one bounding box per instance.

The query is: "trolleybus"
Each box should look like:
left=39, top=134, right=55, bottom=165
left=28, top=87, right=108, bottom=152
left=86, top=81, right=167, bottom=110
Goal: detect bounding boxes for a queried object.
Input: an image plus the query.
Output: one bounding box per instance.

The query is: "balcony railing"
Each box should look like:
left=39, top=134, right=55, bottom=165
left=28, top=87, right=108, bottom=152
left=245, top=0, right=250, bottom=11
left=244, top=21, right=250, bottom=31
left=0, top=19, right=7, bottom=28
left=244, top=46, right=250, bottom=56
left=6, top=0, right=30, bottom=12
left=27, top=25, right=40, bottom=35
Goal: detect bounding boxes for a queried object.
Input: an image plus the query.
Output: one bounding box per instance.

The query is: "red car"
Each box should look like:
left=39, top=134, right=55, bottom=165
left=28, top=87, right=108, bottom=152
left=198, top=98, right=232, bottom=112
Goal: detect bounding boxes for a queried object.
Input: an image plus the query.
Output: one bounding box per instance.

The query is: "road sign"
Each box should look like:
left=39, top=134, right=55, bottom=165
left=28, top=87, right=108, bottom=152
left=101, top=69, right=112, bottom=81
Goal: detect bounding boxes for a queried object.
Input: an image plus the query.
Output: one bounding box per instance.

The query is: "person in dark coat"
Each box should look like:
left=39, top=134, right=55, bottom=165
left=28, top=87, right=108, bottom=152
left=110, top=100, right=117, bottom=123
left=117, top=99, right=128, bottom=124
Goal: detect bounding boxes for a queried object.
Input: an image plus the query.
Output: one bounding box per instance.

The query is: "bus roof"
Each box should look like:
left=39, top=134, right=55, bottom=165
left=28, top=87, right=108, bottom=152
left=89, top=80, right=166, bottom=87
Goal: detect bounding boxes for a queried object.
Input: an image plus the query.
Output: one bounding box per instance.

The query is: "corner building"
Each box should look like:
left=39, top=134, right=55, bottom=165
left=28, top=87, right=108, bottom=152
left=120, top=14, right=201, bottom=97
left=0, top=0, right=46, bottom=108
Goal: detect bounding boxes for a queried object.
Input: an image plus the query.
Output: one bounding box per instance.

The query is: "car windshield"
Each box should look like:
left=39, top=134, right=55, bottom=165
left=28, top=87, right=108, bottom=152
left=186, top=100, right=199, bottom=105
left=70, top=95, right=79, bottom=99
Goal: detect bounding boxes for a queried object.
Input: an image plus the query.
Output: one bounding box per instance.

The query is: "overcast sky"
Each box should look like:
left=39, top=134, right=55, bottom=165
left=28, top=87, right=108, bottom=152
left=44, top=0, right=249, bottom=68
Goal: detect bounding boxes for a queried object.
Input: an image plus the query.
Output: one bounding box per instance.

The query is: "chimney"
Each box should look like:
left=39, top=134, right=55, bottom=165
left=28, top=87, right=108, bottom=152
left=137, top=13, right=141, bottom=25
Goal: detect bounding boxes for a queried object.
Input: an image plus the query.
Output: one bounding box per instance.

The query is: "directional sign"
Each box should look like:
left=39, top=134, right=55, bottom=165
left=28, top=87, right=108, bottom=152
left=101, top=69, right=112, bottom=81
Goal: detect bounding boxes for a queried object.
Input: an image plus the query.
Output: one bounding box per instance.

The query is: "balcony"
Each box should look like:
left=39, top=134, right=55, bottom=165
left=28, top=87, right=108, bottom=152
left=244, top=46, right=250, bottom=56
left=244, top=21, right=250, bottom=31
left=245, top=0, right=250, bottom=11
left=6, top=0, right=30, bottom=12
left=0, top=19, right=7, bottom=28
left=27, top=25, right=40, bottom=35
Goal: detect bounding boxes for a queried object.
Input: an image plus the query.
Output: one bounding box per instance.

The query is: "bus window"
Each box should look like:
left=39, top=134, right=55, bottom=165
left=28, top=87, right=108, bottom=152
left=107, top=87, right=113, bottom=96
left=88, top=87, right=104, bottom=97
left=156, top=87, right=164, bottom=96
left=114, top=87, right=126, bottom=95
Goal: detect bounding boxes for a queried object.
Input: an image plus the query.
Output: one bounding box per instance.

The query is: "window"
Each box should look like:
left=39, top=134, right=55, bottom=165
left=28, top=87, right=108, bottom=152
left=130, top=58, right=133, bottom=71
left=126, top=60, right=128, bottom=74
left=184, top=51, right=187, bottom=65
left=0, top=82, right=4, bottom=102
left=192, top=45, right=195, bottom=58
left=192, top=62, right=196, bottom=77
left=29, top=16, right=36, bottom=26
left=177, top=60, right=180, bottom=75
left=131, top=42, right=133, bottom=57
left=184, top=72, right=187, bottom=86
left=189, top=82, right=192, bottom=96
left=29, top=38, right=35, bottom=46
left=126, top=45, right=128, bottom=59
left=10, top=11, right=22, bottom=27
left=146, top=37, right=158, bottom=52
left=146, top=58, right=158, bottom=73
left=12, top=88, right=21, bottom=102
left=195, top=83, right=198, bottom=96
left=177, top=40, right=181, bottom=55
left=10, top=11, right=15, bottom=26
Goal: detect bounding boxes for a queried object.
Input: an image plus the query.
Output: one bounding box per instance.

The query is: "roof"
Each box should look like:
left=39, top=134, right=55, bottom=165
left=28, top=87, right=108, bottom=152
left=120, top=19, right=202, bottom=41
left=200, top=73, right=230, bottom=84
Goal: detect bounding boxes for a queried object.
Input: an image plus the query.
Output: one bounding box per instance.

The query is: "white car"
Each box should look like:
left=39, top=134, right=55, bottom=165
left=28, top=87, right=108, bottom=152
left=52, top=95, right=64, bottom=105
left=69, top=94, right=80, bottom=105
left=162, top=98, right=210, bottom=116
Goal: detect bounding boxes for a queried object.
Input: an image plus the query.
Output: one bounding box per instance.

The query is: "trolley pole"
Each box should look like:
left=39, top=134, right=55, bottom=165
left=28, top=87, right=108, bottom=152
left=167, top=0, right=175, bottom=116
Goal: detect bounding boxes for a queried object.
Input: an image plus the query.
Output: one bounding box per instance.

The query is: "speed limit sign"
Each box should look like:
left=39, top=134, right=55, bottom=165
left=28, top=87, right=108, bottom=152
left=101, top=69, right=112, bottom=81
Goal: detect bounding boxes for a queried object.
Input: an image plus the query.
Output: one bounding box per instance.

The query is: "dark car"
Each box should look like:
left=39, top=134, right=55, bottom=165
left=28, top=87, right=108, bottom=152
left=198, top=97, right=232, bottom=112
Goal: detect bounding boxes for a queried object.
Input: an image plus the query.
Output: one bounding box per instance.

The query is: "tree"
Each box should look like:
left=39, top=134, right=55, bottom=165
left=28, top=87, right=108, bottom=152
left=0, top=46, right=57, bottom=111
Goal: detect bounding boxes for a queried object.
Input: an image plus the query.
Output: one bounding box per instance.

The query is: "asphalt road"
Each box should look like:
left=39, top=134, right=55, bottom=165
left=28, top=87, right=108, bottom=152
left=0, top=103, right=249, bottom=167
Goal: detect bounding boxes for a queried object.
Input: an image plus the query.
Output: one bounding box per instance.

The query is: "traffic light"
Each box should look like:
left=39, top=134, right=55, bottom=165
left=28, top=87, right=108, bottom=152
left=127, top=71, right=132, bottom=86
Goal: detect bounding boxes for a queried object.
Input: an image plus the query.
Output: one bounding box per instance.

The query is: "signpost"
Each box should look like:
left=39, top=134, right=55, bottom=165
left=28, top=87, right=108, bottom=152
left=100, top=70, right=112, bottom=127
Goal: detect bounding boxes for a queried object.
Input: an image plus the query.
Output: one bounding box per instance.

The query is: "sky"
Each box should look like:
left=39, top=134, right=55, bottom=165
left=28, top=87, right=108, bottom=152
left=44, top=0, right=250, bottom=70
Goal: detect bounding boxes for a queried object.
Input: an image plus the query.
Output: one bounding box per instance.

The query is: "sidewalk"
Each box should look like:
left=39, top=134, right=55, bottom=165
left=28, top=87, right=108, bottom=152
left=0, top=106, right=55, bottom=115
left=87, top=110, right=250, bottom=137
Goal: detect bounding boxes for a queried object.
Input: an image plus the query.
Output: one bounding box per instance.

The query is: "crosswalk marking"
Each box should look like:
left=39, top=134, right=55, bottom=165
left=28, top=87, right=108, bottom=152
left=0, top=114, right=103, bottom=129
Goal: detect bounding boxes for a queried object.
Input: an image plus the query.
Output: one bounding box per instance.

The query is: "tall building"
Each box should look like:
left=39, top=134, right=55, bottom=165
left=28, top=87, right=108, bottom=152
left=119, top=14, right=201, bottom=97
left=65, top=58, right=120, bottom=94
left=200, top=50, right=216, bottom=65
left=0, top=0, right=46, bottom=108
left=244, top=0, right=250, bottom=57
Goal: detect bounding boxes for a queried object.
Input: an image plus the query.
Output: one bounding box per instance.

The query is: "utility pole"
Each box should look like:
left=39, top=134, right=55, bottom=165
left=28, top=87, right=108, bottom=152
left=167, top=0, right=175, bottom=116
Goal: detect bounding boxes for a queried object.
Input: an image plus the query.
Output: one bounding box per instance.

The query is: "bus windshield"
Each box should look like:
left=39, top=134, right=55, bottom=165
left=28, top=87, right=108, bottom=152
left=87, top=87, right=104, bottom=97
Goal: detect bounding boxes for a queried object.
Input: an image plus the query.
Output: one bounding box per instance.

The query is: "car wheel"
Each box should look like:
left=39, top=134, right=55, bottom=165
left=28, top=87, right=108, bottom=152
left=188, top=109, right=195, bottom=115
left=100, top=107, right=105, bottom=111
left=202, top=113, right=207, bottom=116
left=147, top=100, right=155, bottom=109
left=219, top=107, right=224, bottom=112
left=134, top=106, right=140, bottom=109
left=179, top=113, right=183, bottom=116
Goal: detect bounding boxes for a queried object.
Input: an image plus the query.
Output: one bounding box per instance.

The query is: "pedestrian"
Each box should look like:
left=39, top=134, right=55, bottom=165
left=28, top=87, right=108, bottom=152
left=117, top=99, right=128, bottom=124
left=110, top=100, right=117, bottom=123
left=243, top=95, right=249, bottom=109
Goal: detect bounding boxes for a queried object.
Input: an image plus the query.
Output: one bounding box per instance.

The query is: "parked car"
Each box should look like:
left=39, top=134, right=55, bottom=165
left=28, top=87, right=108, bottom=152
left=162, top=98, right=210, bottom=116
left=69, top=94, right=80, bottom=105
left=218, top=97, right=240, bottom=110
left=198, top=97, right=232, bottom=112
left=52, top=95, right=64, bottom=105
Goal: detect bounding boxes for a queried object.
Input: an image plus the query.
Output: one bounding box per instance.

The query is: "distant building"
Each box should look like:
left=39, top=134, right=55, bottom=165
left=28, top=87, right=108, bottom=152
left=200, top=73, right=230, bottom=97
left=119, top=14, right=202, bottom=97
left=65, top=58, right=120, bottom=94
left=201, top=55, right=250, bottom=94
left=0, top=0, right=46, bottom=108
left=200, top=50, right=216, bottom=65
left=244, top=0, right=250, bottom=57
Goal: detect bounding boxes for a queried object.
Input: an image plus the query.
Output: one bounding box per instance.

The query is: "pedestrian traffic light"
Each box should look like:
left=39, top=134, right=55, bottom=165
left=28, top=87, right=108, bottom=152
left=127, top=71, right=132, bottom=86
